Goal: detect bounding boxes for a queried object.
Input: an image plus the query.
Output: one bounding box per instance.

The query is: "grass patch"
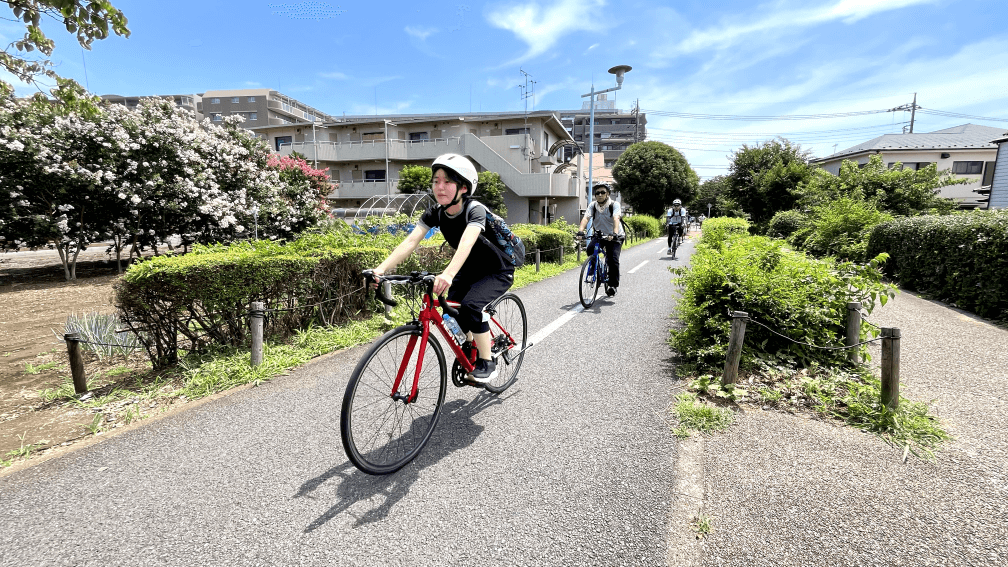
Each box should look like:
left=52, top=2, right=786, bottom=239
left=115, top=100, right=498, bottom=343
left=24, top=361, right=59, bottom=375
left=685, top=361, right=950, bottom=459
left=690, top=513, right=713, bottom=539
left=672, top=392, right=735, bottom=437
left=2, top=432, right=44, bottom=466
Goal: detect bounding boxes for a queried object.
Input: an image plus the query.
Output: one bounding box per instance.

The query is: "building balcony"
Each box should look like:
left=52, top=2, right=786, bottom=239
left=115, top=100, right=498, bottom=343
left=326, top=180, right=400, bottom=199
left=279, top=137, right=465, bottom=163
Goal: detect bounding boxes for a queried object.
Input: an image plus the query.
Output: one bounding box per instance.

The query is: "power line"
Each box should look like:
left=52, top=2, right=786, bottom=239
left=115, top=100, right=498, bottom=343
left=916, top=108, right=1008, bottom=123
left=641, top=108, right=891, bottom=121
left=644, top=122, right=909, bottom=138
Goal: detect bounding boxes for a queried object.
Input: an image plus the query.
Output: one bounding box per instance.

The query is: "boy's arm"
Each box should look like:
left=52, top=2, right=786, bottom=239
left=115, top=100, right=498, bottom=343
left=375, top=224, right=428, bottom=276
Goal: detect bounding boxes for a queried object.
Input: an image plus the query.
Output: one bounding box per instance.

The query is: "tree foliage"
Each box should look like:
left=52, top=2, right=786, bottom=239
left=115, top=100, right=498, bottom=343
left=727, top=138, right=814, bottom=230
left=612, top=141, right=699, bottom=217
left=475, top=170, right=507, bottom=218
left=2, top=0, right=130, bottom=88
left=397, top=164, right=432, bottom=194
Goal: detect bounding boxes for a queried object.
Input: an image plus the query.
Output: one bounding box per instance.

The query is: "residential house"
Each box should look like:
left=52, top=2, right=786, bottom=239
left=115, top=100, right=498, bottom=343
left=811, top=124, right=1003, bottom=209
left=988, top=133, right=1008, bottom=209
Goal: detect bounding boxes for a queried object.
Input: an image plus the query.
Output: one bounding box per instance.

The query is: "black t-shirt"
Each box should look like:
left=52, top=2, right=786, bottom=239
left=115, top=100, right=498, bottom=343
left=418, top=198, right=511, bottom=280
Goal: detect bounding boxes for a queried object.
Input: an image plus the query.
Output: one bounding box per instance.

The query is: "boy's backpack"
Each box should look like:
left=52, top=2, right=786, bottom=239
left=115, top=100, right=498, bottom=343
left=465, top=200, right=526, bottom=268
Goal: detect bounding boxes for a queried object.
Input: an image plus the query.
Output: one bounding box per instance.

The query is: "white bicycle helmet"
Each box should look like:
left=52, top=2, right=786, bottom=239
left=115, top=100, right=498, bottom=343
left=673, top=198, right=682, bottom=206
left=431, top=153, right=479, bottom=196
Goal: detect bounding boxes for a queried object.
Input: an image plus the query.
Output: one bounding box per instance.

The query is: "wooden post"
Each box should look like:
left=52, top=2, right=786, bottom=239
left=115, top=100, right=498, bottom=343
left=846, top=301, right=862, bottom=364
left=250, top=301, right=264, bottom=367
left=382, top=280, right=393, bottom=317
left=535, top=249, right=541, bottom=272
left=64, top=332, right=87, bottom=395
left=881, top=327, right=900, bottom=409
left=721, top=311, right=748, bottom=386
left=559, top=245, right=564, bottom=265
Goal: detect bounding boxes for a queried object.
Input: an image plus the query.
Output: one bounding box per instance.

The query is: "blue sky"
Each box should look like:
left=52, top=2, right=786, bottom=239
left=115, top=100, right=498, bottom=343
left=4, top=0, right=1007, bottom=178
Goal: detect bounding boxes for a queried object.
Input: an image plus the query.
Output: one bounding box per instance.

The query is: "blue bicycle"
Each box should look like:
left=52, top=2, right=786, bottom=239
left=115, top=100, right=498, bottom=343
left=578, top=230, right=616, bottom=308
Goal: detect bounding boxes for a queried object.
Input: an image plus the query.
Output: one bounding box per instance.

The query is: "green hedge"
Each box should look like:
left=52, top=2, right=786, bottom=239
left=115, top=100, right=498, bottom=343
left=866, top=211, right=1008, bottom=320
left=624, top=214, right=662, bottom=239
left=768, top=209, right=806, bottom=239
left=672, top=227, right=895, bottom=370
left=116, top=231, right=450, bottom=368
left=513, top=221, right=577, bottom=263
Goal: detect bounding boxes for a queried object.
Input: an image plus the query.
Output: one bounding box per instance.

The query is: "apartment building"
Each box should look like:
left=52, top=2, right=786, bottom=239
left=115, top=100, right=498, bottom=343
left=101, top=93, right=202, bottom=119
left=259, top=110, right=585, bottom=225
left=559, top=94, right=647, bottom=168
left=199, top=89, right=332, bottom=138
left=811, top=123, right=1003, bottom=208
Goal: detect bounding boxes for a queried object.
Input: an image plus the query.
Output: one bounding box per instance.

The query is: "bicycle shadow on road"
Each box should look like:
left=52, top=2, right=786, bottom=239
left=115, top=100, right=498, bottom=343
left=295, top=392, right=509, bottom=533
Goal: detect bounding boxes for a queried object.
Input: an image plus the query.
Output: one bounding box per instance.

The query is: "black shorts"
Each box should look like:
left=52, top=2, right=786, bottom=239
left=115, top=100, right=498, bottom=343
left=447, top=271, right=514, bottom=334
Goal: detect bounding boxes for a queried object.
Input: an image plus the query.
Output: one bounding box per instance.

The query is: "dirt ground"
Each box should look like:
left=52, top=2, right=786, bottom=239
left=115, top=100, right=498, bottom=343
left=0, top=248, right=154, bottom=469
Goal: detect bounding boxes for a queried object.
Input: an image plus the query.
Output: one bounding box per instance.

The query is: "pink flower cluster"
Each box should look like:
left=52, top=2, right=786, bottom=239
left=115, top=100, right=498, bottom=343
left=267, top=154, right=330, bottom=182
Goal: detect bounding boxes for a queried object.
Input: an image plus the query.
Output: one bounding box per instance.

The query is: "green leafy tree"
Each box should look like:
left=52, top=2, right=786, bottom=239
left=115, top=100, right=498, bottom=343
left=476, top=170, right=507, bottom=218
left=612, top=141, right=699, bottom=217
left=789, top=197, right=892, bottom=261
left=801, top=155, right=958, bottom=216
left=2, top=0, right=130, bottom=88
left=397, top=164, right=432, bottom=194
left=728, top=138, right=814, bottom=230
left=691, top=175, right=745, bottom=218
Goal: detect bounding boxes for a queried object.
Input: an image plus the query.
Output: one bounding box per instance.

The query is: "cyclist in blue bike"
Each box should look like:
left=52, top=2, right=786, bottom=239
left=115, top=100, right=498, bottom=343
left=577, top=182, right=624, bottom=297
left=370, top=154, right=512, bottom=383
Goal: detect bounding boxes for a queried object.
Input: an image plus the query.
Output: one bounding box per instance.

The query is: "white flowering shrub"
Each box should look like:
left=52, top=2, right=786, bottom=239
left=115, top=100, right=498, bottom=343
left=0, top=83, right=332, bottom=280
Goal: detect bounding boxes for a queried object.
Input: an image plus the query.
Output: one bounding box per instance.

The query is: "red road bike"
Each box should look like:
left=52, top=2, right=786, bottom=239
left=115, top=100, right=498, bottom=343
left=340, top=271, right=530, bottom=475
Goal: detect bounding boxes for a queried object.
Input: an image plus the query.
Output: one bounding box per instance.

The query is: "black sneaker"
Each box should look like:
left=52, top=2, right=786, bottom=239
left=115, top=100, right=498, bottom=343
left=468, top=358, right=498, bottom=384
left=606, top=286, right=616, bottom=297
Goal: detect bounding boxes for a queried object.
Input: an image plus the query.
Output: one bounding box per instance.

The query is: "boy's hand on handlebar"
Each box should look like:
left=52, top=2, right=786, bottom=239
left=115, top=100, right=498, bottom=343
left=433, top=273, right=452, bottom=295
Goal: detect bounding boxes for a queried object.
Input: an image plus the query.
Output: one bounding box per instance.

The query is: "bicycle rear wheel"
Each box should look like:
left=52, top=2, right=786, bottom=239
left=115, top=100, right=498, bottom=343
left=483, top=293, right=527, bottom=394
left=579, top=255, right=599, bottom=308
left=341, top=324, right=447, bottom=475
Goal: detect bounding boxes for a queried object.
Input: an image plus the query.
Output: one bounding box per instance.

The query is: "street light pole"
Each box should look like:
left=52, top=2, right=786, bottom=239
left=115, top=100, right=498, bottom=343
left=581, top=65, right=631, bottom=209
left=384, top=120, right=390, bottom=196
left=311, top=118, right=318, bottom=169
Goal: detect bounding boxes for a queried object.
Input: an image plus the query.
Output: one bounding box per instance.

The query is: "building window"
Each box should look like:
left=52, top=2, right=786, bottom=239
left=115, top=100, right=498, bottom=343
left=362, top=131, right=385, bottom=142
left=274, top=135, right=292, bottom=151
left=248, top=96, right=256, bottom=102
left=365, top=169, right=386, bottom=181
left=249, top=113, right=258, bottom=121
left=211, top=113, right=222, bottom=121
left=505, top=127, right=530, bottom=135
left=983, top=162, right=996, bottom=186
left=210, top=98, right=220, bottom=104
left=952, top=161, right=983, bottom=174
left=231, top=97, right=239, bottom=103
left=409, top=131, right=430, bottom=142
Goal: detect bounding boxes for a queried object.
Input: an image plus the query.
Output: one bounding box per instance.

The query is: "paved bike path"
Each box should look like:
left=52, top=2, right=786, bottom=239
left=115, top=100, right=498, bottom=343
left=0, top=236, right=696, bottom=566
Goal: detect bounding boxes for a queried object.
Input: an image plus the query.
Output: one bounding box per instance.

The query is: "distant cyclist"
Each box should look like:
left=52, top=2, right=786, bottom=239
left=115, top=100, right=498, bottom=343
left=698, top=214, right=706, bottom=230
left=578, top=182, right=624, bottom=297
left=666, top=199, right=688, bottom=254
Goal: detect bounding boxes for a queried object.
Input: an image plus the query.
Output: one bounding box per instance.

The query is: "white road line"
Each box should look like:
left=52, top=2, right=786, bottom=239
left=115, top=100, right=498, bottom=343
left=528, top=305, right=584, bottom=345
left=628, top=261, right=648, bottom=274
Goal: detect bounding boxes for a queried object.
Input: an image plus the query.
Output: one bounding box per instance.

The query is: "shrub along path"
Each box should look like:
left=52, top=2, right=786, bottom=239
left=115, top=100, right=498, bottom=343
left=674, top=288, right=1008, bottom=566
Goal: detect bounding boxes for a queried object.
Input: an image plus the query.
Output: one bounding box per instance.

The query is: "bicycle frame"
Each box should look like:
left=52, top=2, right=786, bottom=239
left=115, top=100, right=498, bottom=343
left=388, top=288, right=516, bottom=403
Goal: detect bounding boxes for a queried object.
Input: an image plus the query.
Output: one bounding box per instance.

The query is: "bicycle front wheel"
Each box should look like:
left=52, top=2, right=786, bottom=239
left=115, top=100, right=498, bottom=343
left=484, top=293, right=527, bottom=394
left=341, top=324, right=447, bottom=475
left=579, top=256, right=599, bottom=308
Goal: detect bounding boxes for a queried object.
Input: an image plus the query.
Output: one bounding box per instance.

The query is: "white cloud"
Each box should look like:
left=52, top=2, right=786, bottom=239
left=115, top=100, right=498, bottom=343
left=486, top=0, right=607, bottom=63
left=405, top=26, right=437, bottom=41
left=319, top=71, right=349, bottom=80
left=673, top=0, right=937, bottom=54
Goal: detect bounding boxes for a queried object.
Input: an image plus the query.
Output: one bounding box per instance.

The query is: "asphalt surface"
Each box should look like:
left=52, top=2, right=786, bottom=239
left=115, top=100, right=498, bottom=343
left=0, top=236, right=694, bottom=566
left=4, top=233, right=1006, bottom=566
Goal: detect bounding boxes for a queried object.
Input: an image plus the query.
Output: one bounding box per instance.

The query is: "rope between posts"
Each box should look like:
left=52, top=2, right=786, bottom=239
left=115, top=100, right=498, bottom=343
left=859, top=310, right=881, bottom=329
left=252, top=284, right=366, bottom=315
left=745, top=317, right=883, bottom=351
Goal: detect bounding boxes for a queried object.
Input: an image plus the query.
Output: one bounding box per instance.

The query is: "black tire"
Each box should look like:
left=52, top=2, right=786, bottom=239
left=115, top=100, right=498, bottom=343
left=579, top=255, right=600, bottom=308
left=483, top=293, right=527, bottom=394
left=340, top=324, right=447, bottom=475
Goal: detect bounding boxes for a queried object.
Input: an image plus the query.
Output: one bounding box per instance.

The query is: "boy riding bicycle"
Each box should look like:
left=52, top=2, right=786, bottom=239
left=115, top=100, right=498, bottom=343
left=370, top=154, right=512, bottom=383
left=666, top=199, right=688, bottom=254
left=577, top=182, right=624, bottom=297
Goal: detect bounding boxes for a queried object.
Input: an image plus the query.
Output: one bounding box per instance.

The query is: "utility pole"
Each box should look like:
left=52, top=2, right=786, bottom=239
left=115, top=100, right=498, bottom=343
left=888, top=93, right=920, bottom=133
left=519, top=69, right=536, bottom=173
